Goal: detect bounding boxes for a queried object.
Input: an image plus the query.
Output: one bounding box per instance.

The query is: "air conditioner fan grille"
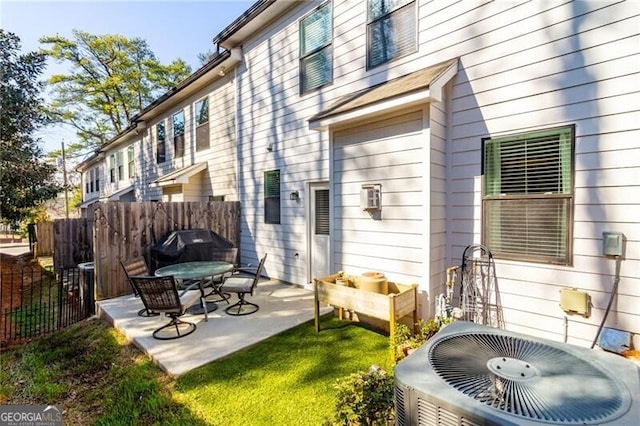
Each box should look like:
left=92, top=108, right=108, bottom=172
left=429, top=332, right=626, bottom=424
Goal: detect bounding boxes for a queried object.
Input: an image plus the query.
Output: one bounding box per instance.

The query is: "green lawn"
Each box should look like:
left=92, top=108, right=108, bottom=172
left=1, top=315, right=393, bottom=425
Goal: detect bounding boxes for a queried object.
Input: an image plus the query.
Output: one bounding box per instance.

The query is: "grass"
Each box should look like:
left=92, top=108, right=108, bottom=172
left=0, top=315, right=392, bottom=425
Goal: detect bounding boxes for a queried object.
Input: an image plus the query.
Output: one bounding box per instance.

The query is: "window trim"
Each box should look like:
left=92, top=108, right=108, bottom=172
left=173, top=110, right=185, bottom=158
left=366, top=0, right=417, bottom=70
left=127, top=146, right=135, bottom=179
left=264, top=170, right=281, bottom=224
left=299, top=1, right=333, bottom=94
left=117, top=151, right=124, bottom=181
left=156, top=122, right=166, bottom=164
left=481, top=125, right=575, bottom=265
left=109, top=154, right=116, bottom=183
left=195, top=97, right=210, bottom=152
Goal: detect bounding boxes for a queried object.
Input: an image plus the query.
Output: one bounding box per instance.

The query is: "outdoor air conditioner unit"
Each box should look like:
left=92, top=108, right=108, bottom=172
left=394, top=321, right=639, bottom=426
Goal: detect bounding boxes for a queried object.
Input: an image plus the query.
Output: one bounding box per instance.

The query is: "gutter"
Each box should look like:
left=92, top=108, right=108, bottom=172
left=212, top=0, right=275, bottom=48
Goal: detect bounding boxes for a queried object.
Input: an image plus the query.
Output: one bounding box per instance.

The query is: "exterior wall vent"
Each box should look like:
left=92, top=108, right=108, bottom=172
left=360, top=184, right=381, bottom=210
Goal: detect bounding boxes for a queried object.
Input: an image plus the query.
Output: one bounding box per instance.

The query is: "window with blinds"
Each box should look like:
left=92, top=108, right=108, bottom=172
left=173, top=110, right=185, bottom=158
left=300, top=2, right=332, bottom=94
left=367, top=0, right=416, bottom=69
left=127, top=145, right=134, bottom=179
left=264, top=170, right=281, bottom=224
left=109, top=154, right=115, bottom=183
left=117, top=151, right=124, bottom=181
left=315, top=189, right=330, bottom=235
left=156, top=122, right=166, bottom=164
left=482, top=126, right=574, bottom=265
left=195, top=97, right=209, bottom=151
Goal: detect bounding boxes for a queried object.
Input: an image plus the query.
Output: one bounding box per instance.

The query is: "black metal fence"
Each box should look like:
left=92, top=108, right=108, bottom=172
left=1, top=265, right=93, bottom=348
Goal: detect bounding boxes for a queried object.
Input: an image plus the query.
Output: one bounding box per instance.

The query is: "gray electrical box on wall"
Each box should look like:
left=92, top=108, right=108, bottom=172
left=602, top=232, right=623, bottom=257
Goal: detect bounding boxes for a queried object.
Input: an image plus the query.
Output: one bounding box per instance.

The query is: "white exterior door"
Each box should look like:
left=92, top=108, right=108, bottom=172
left=309, top=183, right=330, bottom=283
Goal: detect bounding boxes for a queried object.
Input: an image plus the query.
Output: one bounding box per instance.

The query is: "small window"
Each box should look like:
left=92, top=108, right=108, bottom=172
left=156, top=122, right=166, bottom=163
left=117, top=151, right=124, bottom=181
left=264, top=170, right=281, bottom=224
left=173, top=111, right=185, bottom=158
left=300, top=2, right=332, bottom=93
left=195, top=98, right=209, bottom=151
left=109, top=154, right=115, bottom=183
left=482, top=125, right=574, bottom=265
left=127, top=146, right=134, bottom=179
left=315, top=189, right=330, bottom=235
left=209, top=195, right=225, bottom=202
left=367, top=0, right=416, bottom=69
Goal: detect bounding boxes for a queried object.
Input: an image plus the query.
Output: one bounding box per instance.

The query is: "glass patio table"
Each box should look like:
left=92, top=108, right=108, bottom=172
left=154, top=261, right=234, bottom=318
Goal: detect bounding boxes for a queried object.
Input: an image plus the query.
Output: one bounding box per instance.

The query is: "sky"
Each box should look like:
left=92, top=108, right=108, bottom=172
left=1, top=0, right=255, bottom=155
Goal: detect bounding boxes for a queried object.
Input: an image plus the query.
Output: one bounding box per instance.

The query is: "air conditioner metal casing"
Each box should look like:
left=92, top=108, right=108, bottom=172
left=394, top=321, right=640, bottom=426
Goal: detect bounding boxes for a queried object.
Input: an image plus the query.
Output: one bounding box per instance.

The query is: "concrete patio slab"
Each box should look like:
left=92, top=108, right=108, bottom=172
left=97, top=279, right=332, bottom=377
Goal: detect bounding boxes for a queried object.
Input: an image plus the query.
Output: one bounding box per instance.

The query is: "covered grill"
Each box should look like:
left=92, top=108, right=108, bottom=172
left=150, top=229, right=235, bottom=271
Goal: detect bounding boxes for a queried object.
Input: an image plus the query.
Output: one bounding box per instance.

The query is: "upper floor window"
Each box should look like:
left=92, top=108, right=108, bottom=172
left=367, top=0, right=416, bottom=69
left=117, top=151, right=124, bottom=181
left=156, top=122, right=166, bottom=164
left=195, top=97, right=209, bottom=151
left=482, top=125, right=574, bottom=265
left=109, top=154, right=116, bottom=183
left=95, top=166, right=100, bottom=192
left=264, top=169, right=281, bottom=224
left=300, top=2, right=332, bottom=93
left=127, top=146, right=134, bottom=179
left=85, top=171, right=90, bottom=194
left=173, top=111, right=185, bottom=158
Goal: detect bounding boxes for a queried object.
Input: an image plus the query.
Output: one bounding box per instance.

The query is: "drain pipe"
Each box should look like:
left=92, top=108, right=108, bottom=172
left=591, top=256, right=622, bottom=349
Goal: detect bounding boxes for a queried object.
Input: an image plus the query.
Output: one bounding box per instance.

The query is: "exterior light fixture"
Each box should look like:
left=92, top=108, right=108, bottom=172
left=289, top=191, right=299, bottom=201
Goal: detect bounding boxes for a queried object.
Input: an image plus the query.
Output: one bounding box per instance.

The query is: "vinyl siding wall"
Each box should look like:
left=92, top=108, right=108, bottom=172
left=236, top=0, right=639, bottom=347
left=439, top=0, right=640, bottom=346
left=141, top=73, right=237, bottom=202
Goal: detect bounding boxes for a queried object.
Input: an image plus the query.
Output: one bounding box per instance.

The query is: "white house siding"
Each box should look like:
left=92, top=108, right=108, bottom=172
left=235, top=1, right=332, bottom=278
left=332, top=109, right=427, bottom=281
left=140, top=73, right=237, bottom=202
left=234, top=0, right=638, bottom=346
left=439, top=0, right=640, bottom=347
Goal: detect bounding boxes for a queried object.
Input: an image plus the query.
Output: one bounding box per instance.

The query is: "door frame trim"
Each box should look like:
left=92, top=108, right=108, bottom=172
left=305, top=181, right=330, bottom=285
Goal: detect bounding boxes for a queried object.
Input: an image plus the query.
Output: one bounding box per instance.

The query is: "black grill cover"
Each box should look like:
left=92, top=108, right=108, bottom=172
left=150, top=229, right=234, bottom=271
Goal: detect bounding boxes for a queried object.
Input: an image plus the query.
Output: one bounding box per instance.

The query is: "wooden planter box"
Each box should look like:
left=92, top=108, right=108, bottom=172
left=313, top=272, right=418, bottom=343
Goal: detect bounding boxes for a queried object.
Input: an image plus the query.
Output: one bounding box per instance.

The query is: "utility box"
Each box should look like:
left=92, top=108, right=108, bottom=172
left=602, top=231, right=624, bottom=257
left=559, top=288, right=590, bottom=317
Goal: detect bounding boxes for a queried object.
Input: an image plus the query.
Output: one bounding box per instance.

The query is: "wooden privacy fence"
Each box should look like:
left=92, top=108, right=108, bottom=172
left=34, top=222, right=54, bottom=256
left=35, top=220, right=93, bottom=267
left=91, top=201, right=240, bottom=300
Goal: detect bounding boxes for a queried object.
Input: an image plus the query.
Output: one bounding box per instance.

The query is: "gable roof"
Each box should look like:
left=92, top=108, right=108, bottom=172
left=309, top=59, right=458, bottom=130
left=149, top=163, right=207, bottom=188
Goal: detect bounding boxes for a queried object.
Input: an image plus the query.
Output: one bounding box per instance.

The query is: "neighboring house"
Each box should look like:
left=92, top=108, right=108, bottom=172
left=76, top=50, right=240, bottom=207
left=75, top=0, right=639, bottom=350
left=210, top=0, right=639, bottom=349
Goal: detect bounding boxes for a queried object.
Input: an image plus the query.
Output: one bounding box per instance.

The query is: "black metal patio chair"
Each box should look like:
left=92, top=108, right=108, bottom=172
left=129, top=275, right=201, bottom=340
left=220, top=253, right=267, bottom=316
left=120, top=257, right=159, bottom=317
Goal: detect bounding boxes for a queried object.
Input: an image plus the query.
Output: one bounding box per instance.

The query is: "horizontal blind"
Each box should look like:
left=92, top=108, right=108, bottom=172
left=485, top=198, right=569, bottom=263
left=301, top=47, right=332, bottom=92
left=368, top=2, right=415, bottom=68
left=315, top=189, right=329, bottom=235
left=300, top=4, right=330, bottom=55
left=264, top=170, right=281, bottom=224
left=368, top=0, right=413, bottom=21
left=485, top=128, right=572, bottom=196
